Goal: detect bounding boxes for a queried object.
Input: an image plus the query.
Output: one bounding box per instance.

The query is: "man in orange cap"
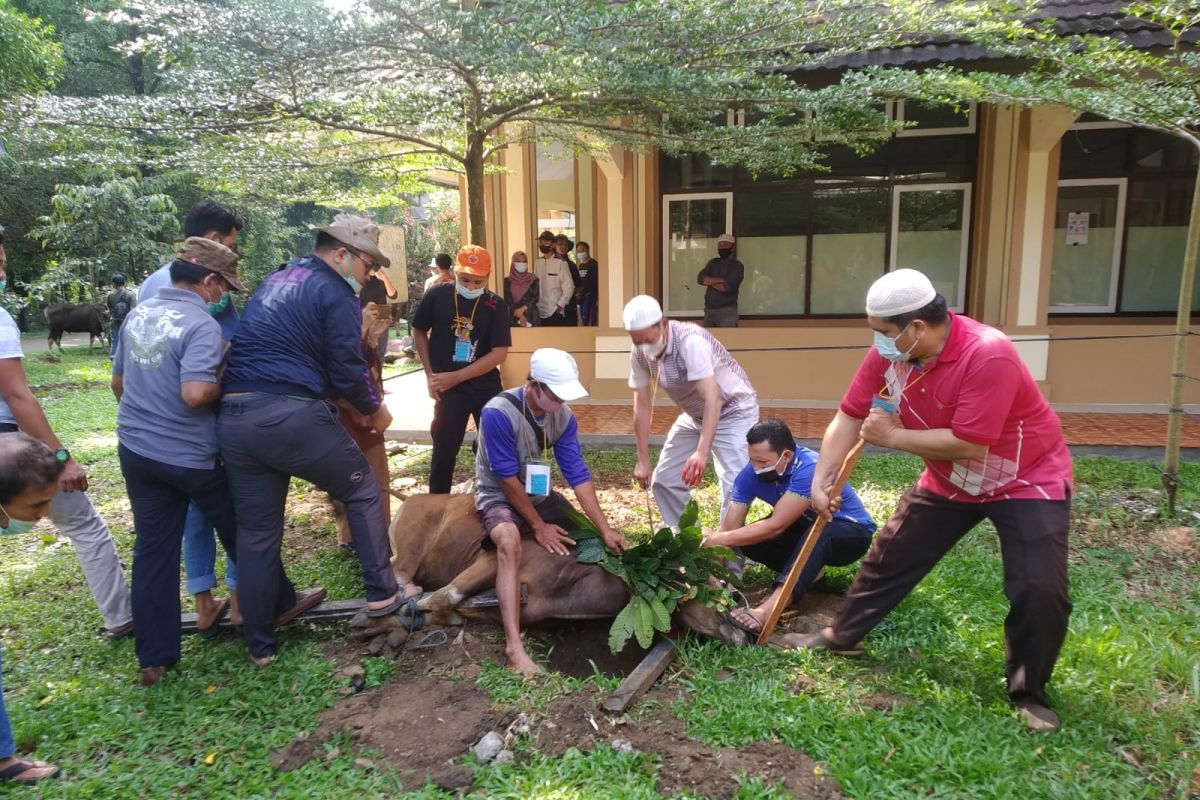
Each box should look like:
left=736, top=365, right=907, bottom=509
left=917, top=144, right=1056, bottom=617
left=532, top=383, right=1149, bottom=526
left=412, top=244, right=511, bottom=492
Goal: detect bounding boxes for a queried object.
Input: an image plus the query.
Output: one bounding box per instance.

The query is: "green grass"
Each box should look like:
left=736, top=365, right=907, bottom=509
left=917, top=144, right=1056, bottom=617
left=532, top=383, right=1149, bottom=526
left=1, top=344, right=1198, bottom=798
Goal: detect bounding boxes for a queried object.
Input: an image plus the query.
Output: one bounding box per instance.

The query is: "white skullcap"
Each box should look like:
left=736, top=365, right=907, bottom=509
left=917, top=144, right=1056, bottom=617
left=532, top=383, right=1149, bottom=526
left=866, top=269, right=936, bottom=317
left=622, top=295, right=664, bottom=331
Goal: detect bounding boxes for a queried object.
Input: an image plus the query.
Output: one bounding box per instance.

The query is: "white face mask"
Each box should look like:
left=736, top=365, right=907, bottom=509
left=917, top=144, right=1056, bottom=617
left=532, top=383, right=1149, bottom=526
left=512, top=262, right=528, bottom=273
left=637, top=328, right=667, bottom=360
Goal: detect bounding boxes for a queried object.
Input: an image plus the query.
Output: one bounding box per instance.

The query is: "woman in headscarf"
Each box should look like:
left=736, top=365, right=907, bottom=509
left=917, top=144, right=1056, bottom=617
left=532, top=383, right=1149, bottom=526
left=504, top=250, right=539, bottom=328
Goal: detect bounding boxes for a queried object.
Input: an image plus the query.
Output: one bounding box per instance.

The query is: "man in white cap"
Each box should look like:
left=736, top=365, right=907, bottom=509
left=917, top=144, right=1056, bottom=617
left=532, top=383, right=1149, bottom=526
left=459, top=348, right=628, bottom=676
left=696, top=233, right=744, bottom=328
left=623, top=294, right=759, bottom=528
left=219, top=214, right=409, bottom=666
left=788, top=268, right=1073, bottom=733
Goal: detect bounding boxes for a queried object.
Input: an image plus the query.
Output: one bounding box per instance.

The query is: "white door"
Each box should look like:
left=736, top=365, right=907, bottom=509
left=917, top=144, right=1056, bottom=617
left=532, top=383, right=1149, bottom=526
left=662, top=193, right=733, bottom=316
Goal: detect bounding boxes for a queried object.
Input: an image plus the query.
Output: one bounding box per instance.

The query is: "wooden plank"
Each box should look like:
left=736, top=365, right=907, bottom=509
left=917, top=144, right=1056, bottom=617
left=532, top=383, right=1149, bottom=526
left=602, top=639, right=676, bottom=713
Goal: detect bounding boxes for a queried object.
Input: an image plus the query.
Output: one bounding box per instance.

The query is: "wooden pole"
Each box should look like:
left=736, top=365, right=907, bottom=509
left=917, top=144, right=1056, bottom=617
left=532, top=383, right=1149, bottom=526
left=602, top=639, right=676, bottom=713
left=756, top=438, right=867, bottom=645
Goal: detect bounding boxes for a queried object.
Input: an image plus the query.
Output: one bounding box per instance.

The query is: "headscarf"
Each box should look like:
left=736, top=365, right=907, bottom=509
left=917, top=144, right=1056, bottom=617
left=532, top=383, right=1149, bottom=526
left=508, top=250, right=535, bottom=303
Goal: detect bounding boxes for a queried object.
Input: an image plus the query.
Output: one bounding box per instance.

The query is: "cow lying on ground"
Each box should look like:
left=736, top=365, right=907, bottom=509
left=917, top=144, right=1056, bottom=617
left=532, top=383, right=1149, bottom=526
left=44, top=303, right=108, bottom=352
left=376, top=493, right=749, bottom=657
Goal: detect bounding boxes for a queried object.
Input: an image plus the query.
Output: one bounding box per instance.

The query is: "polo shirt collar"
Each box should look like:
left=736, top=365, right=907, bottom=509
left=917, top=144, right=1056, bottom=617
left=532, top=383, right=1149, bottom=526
left=919, top=311, right=961, bottom=367
left=157, top=287, right=207, bottom=309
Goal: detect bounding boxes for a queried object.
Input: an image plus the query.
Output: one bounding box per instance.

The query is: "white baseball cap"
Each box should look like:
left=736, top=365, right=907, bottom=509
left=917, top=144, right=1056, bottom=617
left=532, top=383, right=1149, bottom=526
left=530, top=348, right=588, bottom=402
left=622, top=295, right=664, bottom=332
left=866, top=268, right=936, bottom=317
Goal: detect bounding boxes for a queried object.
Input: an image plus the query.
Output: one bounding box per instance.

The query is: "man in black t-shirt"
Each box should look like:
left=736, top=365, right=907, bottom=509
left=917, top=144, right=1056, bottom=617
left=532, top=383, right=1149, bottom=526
left=412, top=245, right=511, bottom=493
left=106, top=273, right=137, bottom=358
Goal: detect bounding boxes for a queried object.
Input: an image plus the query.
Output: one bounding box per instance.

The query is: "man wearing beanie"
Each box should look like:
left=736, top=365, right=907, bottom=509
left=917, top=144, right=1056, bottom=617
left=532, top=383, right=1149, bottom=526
left=789, top=268, right=1073, bottom=733
left=622, top=294, right=759, bottom=528
left=412, top=244, right=511, bottom=493
left=219, top=214, right=409, bottom=666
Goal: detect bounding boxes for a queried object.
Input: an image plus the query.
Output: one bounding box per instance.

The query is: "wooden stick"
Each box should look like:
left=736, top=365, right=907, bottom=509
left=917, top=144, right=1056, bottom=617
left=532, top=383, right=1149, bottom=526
left=602, top=638, right=676, bottom=713
left=756, top=438, right=867, bottom=645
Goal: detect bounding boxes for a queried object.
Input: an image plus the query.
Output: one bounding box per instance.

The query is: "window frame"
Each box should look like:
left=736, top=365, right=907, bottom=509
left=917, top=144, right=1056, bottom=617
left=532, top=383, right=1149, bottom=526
left=662, top=191, right=734, bottom=317
left=895, top=100, right=977, bottom=138
left=889, top=182, right=973, bottom=311
left=1048, top=177, right=1128, bottom=314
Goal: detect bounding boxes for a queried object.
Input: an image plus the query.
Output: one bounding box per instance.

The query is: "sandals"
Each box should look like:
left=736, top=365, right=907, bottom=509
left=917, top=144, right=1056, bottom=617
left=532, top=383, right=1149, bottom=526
left=0, top=758, right=60, bottom=784
left=365, top=591, right=426, bottom=633
left=720, top=606, right=765, bottom=636
left=98, top=621, right=134, bottom=641
left=274, top=588, right=327, bottom=626
left=197, top=597, right=230, bottom=640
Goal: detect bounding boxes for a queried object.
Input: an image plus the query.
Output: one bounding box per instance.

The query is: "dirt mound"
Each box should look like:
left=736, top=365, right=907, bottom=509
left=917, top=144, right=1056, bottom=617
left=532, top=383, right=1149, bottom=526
left=540, top=688, right=843, bottom=799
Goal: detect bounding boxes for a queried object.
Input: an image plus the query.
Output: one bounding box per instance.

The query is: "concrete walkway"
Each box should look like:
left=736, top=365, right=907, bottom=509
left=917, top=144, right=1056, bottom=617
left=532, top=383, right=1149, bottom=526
left=382, top=373, right=1200, bottom=452
left=19, top=331, right=98, bottom=352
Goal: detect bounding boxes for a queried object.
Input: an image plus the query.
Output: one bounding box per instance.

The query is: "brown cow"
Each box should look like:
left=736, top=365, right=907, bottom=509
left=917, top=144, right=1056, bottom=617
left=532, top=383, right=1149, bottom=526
left=381, top=493, right=749, bottom=651
left=44, top=303, right=108, bottom=353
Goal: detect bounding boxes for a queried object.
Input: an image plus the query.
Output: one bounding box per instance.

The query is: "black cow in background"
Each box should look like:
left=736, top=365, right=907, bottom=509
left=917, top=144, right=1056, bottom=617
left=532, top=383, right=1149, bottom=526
left=44, top=303, right=108, bottom=353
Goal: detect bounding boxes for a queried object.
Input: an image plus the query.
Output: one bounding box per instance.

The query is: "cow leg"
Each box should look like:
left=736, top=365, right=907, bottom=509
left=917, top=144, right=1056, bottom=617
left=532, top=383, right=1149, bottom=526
left=418, top=549, right=498, bottom=615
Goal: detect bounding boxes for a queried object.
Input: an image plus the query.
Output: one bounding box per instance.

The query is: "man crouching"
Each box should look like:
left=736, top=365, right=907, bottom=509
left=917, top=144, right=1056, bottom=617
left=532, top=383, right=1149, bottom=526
left=471, top=348, right=627, bottom=676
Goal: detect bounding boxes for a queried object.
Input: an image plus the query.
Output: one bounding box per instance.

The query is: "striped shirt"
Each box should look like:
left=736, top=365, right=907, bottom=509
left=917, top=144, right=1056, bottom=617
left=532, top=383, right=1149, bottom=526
left=629, top=320, right=757, bottom=420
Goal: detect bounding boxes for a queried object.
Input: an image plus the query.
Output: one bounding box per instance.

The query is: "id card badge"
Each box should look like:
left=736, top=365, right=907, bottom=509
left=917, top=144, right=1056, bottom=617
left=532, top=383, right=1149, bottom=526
left=453, top=338, right=472, bottom=363
left=872, top=395, right=897, bottom=414
left=525, top=461, right=551, bottom=497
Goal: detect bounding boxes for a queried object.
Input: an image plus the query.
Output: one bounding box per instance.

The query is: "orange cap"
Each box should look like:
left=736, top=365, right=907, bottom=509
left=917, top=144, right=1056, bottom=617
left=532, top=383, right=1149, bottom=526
left=455, top=245, right=492, bottom=277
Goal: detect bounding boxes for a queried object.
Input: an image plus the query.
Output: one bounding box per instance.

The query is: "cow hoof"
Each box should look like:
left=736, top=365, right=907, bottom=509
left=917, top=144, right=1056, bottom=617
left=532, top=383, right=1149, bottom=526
left=718, top=621, right=750, bottom=648
left=417, top=586, right=463, bottom=614
left=427, top=610, right=464, bottom=627
left=349, top=610, right=372, bottom=629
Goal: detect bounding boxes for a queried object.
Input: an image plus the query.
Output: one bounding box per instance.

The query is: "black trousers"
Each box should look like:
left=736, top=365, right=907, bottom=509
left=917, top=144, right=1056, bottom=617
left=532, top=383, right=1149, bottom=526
left=832, top=486, right=1072, bottom=708
left=217, top=393, right=399, bottom=658
left=118, top=444, right=237, bottom=668
left=742, top=514, right=874, bottom=600
left=429, top=375, right=501, bottom=493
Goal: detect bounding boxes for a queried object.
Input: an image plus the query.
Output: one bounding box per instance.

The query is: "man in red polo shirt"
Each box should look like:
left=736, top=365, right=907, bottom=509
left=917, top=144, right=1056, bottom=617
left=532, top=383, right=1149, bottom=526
left=788, top=269, right=1073, bottom=733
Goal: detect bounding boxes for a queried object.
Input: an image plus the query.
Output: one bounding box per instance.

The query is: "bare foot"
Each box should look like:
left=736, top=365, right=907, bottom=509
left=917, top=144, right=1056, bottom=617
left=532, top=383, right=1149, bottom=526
left=0, top=756, right=59, bottom=784
left=229, top=591, right=243, bottom=627
left=506, top=648, right=543, bottom=678
left=195, top=593, right=228, bottom=631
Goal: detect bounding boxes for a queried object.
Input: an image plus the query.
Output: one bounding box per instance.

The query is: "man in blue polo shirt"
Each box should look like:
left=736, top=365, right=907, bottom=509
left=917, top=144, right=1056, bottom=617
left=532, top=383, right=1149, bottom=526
left=703, top=417, right=876, bottom=636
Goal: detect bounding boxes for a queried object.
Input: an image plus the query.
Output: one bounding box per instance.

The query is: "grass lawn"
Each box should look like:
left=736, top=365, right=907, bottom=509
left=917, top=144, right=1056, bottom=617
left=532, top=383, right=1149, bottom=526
left=1, top=345, right=1198, bottom=798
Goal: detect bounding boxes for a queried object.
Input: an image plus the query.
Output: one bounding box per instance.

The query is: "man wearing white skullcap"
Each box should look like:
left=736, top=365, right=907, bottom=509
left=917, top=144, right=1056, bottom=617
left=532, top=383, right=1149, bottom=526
left=622, top=295, right=759, bottom=527
left=786, top=268, right=1073, bottom=734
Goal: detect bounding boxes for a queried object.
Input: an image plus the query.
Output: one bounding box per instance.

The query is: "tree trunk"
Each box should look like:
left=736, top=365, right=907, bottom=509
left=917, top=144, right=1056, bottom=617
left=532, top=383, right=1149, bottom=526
left=1161, top=145, right=1200, bottom=515
left=464, top=140, right=487, bottom=248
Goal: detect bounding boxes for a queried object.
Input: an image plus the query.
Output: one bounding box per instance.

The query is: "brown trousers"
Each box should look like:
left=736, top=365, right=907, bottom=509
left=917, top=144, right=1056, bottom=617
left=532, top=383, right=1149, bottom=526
left=832, top=486, right=1072, bottom=707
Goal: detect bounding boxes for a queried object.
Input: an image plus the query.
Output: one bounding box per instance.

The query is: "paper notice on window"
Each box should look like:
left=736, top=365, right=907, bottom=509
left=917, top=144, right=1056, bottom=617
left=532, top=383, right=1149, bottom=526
left=1065, top=212, right=1089, bottom=246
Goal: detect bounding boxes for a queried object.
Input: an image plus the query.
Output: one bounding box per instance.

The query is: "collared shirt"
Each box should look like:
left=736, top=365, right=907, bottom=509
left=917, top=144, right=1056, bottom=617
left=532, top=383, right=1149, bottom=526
left=628, top=320, right=757, bottom=420
left=113, top=288, right=224, bottom=469
left=534, top=256, right=574, bottom=319
left=841, top=312, right=1073, bottom=502
left=141, top=263, right=240, bottom=340
left=730, top=443, right=875, bottom=530
left=222, top=254, right=380, bottom=415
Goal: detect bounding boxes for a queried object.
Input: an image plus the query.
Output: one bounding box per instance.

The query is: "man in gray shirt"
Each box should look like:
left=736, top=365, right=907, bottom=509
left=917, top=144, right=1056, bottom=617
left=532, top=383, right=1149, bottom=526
left=112, top=237, right=244, bottom=686
left=696, top=233, right=744, bottom=328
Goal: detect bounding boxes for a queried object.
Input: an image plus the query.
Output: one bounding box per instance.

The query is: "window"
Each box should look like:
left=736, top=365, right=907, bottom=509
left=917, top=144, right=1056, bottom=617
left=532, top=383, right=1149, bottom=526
left=662, top=193, right=732, bottom=315
left=891, top=184, right=971, bottom=310
left=809, top=186, right=889, bottom=314
left=1121, top=178, right=1198, bottom=313
left=535, top=141, right=576, bottom=241
left=735, top=192, right=807, bottom=316
left=895, top=100, right=976, bottom=137
left=1048, top=180, right=1126, bottom=313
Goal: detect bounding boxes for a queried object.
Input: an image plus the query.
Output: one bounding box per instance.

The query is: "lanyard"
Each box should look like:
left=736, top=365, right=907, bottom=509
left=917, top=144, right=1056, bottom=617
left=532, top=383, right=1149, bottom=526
left=520, top=389, right=551, bottom=464
left=452, top=290, right=481, bottom=339
left=878, top=361, right=933, bottom=407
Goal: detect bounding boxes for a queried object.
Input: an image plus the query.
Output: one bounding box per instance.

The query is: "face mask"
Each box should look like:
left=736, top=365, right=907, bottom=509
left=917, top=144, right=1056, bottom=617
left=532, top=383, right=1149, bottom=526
left=873, top=323, right=917, bottom=362
left=339, top=254, right=362, bottom=294
left=208, top=293, right=231, bottom=316
left=755, top=452, right=790, bottom=484
left=637, top=330, right=667, bottom=361
left=456, top=281, right=485, bottom=300
left=538, top=243, right=551, bottom=254
left=0, top=279, right=6, bottom=293
left=533, top=385, right=563, bottom=414
left=717, top=248, right=733, bottom=259
left=512, top=262, right=528, bottom=273
left=0, top=502, right=36, bottom=536
left=576, top=252, right=589, bottom=263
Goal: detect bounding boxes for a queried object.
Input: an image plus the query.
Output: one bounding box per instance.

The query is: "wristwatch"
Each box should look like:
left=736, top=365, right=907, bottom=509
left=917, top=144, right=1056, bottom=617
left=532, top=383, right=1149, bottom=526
left=54, top=448, right=70, bottom=463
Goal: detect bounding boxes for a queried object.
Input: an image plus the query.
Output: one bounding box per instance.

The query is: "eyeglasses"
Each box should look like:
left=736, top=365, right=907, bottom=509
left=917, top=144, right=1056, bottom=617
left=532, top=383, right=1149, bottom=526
left=348, top=249, right=381, bottom=273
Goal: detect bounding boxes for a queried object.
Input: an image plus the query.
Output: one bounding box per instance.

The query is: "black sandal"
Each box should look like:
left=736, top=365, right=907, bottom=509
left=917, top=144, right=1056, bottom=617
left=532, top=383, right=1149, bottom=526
left=0, top=758, right=60, bottom=784
left=365, top=593, right=426, bottom=633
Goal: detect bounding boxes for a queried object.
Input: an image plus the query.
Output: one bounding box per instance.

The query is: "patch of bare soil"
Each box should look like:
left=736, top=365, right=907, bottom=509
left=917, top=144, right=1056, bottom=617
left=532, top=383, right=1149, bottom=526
left=541, top=686, right=843, bottom=799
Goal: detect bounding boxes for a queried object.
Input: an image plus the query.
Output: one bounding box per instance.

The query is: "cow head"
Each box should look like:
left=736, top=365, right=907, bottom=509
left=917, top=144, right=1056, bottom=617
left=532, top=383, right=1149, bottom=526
left=676, top=599, right=749, bottom=648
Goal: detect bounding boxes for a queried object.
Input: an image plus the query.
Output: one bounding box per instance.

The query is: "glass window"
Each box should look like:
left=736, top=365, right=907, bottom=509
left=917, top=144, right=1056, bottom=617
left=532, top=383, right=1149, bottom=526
left=536, top=141, right=576, bottom=240
left=892, top=136, right=977, bottom=181
left=897, top=100, right=974, bottom=134
left=1058, top=129, right=1129, bottom=177
left=1048, top=181, right=1125, bottom=312
left=809, top=186, right=888, bottom=314
left=735, top=192, right=808, bottom=315
left=660, top=152, right=734, bottom=192
left=663, top=194, right=731, bottom=314
left=891, top=185, right=971, bottom=309
left=1131, top=131, right=1200, bottom=172
left=1120, top=177, right=1198, bottom=312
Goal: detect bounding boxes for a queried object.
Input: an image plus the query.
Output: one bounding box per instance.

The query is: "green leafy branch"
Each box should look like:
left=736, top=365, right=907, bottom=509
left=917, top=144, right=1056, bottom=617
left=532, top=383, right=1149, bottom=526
left=563, top=500, right=735, bottom=653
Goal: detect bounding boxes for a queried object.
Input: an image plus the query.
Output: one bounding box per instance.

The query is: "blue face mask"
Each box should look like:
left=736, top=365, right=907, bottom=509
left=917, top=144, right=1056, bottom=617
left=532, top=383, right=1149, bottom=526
left=0, top=279, right=7, bottom=293
left=456, top=281, right=485, bottom=300
left=873, top=324, right=917, bottom=362
left=0, top=502, right=36, bottom=536
left=338, top=254, right=362, bottom=294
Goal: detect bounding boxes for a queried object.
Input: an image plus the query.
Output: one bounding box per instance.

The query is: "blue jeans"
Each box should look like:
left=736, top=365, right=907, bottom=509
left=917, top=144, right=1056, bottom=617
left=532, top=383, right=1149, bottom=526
left=0, top=646, right=14, bottom=759
left=182, top=502, right=237, bottom=594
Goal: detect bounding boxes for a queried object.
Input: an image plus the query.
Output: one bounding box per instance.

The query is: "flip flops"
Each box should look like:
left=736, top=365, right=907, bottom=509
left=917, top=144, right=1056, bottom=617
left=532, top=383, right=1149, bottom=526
left=274, top=587, right=328, bottom=626
left=0, top=759, right=60, bottom=785
left=720, top=606, right=765, bottom=636
left=98, top=620, right=134, bottom=641
left=365, top=590, right=426, bottom=633
left=197, top=597, right=231, bottom=640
